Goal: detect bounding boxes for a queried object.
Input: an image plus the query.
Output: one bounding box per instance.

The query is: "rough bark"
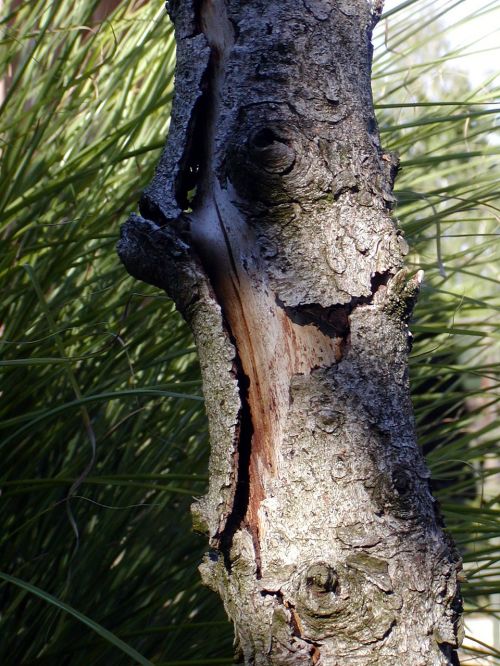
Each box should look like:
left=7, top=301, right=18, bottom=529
left=117, top=1, right=463, bottom=664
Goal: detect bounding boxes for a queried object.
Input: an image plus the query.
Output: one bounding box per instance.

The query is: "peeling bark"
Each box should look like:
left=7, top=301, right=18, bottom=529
left=117, top=1, right=463, bottom=664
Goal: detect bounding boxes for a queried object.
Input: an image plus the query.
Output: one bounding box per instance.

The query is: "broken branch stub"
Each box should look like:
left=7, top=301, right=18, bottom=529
left=117, top=1, right=462, bottom=663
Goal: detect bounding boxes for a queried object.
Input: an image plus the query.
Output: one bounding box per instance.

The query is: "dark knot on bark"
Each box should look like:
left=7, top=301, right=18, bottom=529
left=392, top=466, right=412, bottom=496
left=306, top=563, right=339, bottom=595
left=297, top=561, right=341, bottom=620
left=249, top=126, right=296, bottom=174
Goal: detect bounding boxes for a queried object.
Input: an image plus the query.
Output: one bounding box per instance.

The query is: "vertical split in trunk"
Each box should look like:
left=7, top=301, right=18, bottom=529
left=117, top=1, right=463, bottom=664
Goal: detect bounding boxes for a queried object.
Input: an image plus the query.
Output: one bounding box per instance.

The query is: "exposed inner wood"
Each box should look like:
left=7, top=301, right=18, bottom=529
left=192, top=189, right=341, bottom=560
left=191, top=0, right=340, bottom=562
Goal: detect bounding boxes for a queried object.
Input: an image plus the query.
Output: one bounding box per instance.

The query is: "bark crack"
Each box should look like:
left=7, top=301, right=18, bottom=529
left=280, top=269, right=394, bottom=361
left=217, top=352, right=255, bottom=572
left=190, top=0, right=262, bottom=574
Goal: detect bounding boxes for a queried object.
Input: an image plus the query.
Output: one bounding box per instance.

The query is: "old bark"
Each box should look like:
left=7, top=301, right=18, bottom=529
left=117, top=1, right=463, bottom=664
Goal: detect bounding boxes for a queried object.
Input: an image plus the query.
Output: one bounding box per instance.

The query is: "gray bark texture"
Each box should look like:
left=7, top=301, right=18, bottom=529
left=117, top=1, right=463, bottom=664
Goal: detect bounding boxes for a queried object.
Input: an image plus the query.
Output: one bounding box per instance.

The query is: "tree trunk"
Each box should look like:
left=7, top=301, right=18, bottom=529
left=117, top=1, right=463, bottom=663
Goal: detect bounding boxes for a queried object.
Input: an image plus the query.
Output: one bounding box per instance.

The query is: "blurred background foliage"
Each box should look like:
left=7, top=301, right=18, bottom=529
left=0, top=0, right=498, bottom=664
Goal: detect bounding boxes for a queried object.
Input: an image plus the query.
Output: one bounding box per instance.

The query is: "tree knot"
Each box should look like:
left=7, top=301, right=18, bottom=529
left=249, top=126, right=296, bottom=174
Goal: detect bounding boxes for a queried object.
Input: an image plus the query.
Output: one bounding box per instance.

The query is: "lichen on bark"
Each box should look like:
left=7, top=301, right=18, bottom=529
left=117, top=1, right=463, bottom=663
